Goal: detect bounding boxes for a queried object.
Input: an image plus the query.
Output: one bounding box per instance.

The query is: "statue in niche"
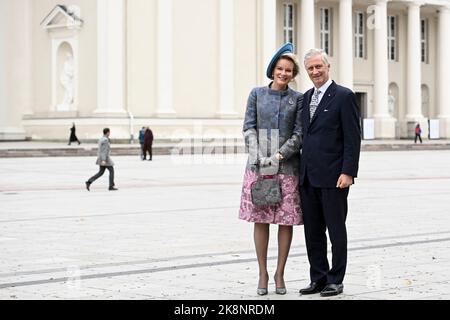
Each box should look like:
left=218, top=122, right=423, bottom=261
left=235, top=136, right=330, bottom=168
left=388, top=91, right=395, bottom=118
left=58, top=53, right=74, bottom=111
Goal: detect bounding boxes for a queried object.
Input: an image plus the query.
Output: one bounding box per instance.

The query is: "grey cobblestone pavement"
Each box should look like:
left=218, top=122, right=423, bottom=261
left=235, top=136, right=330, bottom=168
left=1, top=150, right=450, bottom=300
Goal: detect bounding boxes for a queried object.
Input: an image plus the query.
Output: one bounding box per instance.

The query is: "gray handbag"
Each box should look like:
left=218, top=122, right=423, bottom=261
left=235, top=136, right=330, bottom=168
left=251, top=174, right=281, bottom=207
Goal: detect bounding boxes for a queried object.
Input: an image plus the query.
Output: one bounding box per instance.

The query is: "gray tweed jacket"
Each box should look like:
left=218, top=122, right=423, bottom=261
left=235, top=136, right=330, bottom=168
left=96, top=136, right=114, bottom=167
left=243, top=85, right=303, bottom=175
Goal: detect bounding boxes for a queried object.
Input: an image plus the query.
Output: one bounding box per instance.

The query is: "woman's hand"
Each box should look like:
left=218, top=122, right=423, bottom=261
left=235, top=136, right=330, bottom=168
left=259, top=153, right=282, bottom=167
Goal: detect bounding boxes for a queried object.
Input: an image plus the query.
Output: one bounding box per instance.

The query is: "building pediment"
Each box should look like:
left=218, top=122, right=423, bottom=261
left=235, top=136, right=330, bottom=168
left=41, top=5, right=83, bottom=30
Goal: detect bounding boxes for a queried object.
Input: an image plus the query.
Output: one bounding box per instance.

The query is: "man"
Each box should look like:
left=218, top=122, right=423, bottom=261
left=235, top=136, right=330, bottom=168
left=85, top=128, right=118, bottom=191
left=143, top=127, right=154, bottom=161
left=138, top=127, right=146, bottom=160
left=299, top=49, right=361, bottom=297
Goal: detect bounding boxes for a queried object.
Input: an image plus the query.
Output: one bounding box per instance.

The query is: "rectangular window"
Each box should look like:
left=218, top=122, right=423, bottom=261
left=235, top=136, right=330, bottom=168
left=283, top=3, right=295, bottom=48
left=421, top=18, right=429, bottom=63
left=320, top=8, right=332, bottom=56
left=387, top=15, right=397, bottom=61
left=355, top=12, right=365, bottom=58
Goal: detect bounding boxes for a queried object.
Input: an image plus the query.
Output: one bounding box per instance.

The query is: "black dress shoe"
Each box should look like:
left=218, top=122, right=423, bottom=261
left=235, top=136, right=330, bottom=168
left=299, top=282, right=326, bottom=295
left=109, top=187, right=118, bottom=191
left=320, top=284, right=344, bottom=297
left=85, top=182, right=90, bottom=191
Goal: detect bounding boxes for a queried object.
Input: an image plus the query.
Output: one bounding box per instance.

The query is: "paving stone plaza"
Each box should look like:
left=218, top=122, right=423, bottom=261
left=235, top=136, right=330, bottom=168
left=1, top=148, right=450, bottom=300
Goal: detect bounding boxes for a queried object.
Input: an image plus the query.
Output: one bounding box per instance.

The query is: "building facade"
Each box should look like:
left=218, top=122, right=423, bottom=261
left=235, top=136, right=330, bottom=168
left=1, top=0, right=450, bottom=142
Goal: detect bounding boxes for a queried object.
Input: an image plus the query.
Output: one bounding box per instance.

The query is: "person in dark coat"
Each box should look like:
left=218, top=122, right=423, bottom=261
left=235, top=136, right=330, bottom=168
left=68, top=123, right=81, bottom=145
left=143, top=127, right=154, bottom=161
left=298, top=49, right=361, bottom=297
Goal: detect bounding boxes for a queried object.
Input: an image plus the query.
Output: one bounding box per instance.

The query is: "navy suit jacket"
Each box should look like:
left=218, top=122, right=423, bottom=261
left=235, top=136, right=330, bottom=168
left=300, top=81, right=361, bottom=188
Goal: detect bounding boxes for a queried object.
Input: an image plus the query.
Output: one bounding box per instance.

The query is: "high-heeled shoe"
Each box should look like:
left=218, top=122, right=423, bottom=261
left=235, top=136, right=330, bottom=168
left=275, top=287, right=287, bottom=295
left=257, top=274, right=269, bottom=296
left=274, top=276, right=287, bottom=295
left=257, top=288, right=268, bottom=296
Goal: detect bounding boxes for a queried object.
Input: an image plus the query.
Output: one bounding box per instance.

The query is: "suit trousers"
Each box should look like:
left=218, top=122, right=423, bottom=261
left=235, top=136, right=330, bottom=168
left=300, top=174, right=349, bottom=285
left=88, top=166, right=115, bottom=188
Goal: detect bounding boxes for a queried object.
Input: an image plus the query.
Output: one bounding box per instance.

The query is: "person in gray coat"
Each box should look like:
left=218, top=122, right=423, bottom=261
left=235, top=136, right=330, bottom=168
left=85, top=128, right=118, bottom=191
left=239, top=43, right=303, bottom=296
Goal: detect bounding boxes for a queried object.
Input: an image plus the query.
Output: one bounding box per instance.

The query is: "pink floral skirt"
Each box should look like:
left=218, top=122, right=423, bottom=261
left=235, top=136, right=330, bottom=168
left=239, top=169, right=303, bottom=226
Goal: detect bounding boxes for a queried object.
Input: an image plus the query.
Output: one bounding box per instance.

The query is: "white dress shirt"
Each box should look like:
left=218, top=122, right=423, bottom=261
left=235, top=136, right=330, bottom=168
left=314, top=78, right=333, bottom=105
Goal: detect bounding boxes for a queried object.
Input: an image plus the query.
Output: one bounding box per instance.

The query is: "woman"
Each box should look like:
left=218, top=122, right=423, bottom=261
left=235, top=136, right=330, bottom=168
left=239, top=43, right=303, bottom=296
left=415, top=123, right=423, bottom=144
left=68, top=122, right=81, bottom=145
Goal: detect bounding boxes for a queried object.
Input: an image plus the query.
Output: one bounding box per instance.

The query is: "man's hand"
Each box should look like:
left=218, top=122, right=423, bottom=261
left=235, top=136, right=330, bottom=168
left=101, top=161, right=107, bottom=166
left=336, top=174, right=353, bottom=189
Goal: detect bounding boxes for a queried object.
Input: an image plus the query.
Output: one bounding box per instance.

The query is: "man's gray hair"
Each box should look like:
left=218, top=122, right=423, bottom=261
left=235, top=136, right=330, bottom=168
left=304, top=48, right=330, bottom=66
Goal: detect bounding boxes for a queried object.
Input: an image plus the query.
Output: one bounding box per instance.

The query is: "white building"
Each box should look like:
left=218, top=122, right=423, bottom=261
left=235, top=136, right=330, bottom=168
left=1, top=0, right=450, bottom=141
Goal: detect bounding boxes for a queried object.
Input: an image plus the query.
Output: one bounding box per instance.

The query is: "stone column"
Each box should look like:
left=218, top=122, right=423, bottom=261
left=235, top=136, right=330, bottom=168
left=217, top=0, right=237, bottom=118
left=373, top=0, right=396, bottom=138
left=156, top=0, right=176, bottom=116
left=95, top=0, right=127, bottom=114
left=0, top=0, right=27, bottom=140
left=339, top=0, right=353, bottom=90
left=0, top=0, right=8, bottom=138
left=405, top=1, right=425, bottom=122
left=261, top=0, right=277, bottom=85
left=21, top=0, right=34, bottom=116
left=438, top=5, right=450, bottom=138
left=299, top=0, right=315, bottom=92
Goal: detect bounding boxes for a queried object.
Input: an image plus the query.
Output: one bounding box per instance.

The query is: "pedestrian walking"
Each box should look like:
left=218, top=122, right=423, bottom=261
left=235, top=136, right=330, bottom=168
left=68, top=123, right=81, bottom=145
left=415, top=123, right=423, bottom=144
left=85, top=128, right=118, bottom=191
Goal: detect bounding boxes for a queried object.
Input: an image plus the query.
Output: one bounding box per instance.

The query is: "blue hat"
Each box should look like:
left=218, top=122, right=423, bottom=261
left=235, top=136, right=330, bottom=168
left=266, top=43, right=294, bottom=79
